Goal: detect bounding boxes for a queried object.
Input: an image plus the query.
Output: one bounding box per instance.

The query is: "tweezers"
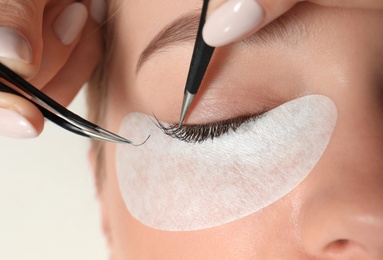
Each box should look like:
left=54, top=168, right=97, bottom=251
left=179, top=0, right=215, bottom=125
left=0, top=63, right=132, bottom=144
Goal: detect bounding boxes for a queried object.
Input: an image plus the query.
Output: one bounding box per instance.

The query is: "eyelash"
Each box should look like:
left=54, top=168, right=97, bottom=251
left=157, top=114, right=263, bottom=143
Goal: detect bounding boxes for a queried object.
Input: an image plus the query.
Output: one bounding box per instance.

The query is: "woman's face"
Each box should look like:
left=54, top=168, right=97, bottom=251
left=95, top=0, right=383, bottom=258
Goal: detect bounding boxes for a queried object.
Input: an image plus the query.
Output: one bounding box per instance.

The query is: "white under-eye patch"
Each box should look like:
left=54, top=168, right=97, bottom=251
left=116, top=95, right=337, bottom=231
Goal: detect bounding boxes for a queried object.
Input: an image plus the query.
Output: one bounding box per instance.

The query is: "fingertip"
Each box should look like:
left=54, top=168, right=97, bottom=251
left=203, top=0, right=264, bottom=47
left=0, top=0, right=45, bottom=78
left=42, top=10, right=104, bottom=107
left=0, top=27, right=39, bottom=78
left=90, top=0, right=106, bottom=25
left=17, top=102, right=44, bottom=138
left=0, top=93, right=44, bottom=139
left=53, top=2, right=88, bottom=46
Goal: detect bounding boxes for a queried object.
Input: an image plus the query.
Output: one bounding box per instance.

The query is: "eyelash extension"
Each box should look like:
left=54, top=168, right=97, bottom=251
left=156, top=114, right=263, bottom=143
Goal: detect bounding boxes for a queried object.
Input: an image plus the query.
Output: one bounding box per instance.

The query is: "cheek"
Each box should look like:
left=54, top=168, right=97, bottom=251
left=116, top=95, right=337, bottom=231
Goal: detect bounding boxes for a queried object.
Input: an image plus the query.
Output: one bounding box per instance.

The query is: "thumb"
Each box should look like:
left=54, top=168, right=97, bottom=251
left=0, top=0, right=45, bottom=78
left=203, top=0, right=296, bottom=47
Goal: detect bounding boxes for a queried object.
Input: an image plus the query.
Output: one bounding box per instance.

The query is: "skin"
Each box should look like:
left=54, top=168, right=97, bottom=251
left=0, top=0, right=381, bottom=139
left=206, top=0, right=383, bottom=47
left=0, top=0, right=102, bottom=135
left=91, top=0, right=383, bottom=259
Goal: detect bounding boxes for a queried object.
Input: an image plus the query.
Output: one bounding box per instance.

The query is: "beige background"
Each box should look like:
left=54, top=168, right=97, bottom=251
left=0, top=89, right=108, bottom=260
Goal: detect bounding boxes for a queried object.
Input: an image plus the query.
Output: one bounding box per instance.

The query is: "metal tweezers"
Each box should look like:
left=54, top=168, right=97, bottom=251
left=0, top=63, right=132, bottom=144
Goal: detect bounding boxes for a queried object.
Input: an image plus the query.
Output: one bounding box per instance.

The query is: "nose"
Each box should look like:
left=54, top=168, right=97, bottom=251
left=300, top=184, right=383, bottom=259
left=298, top=91, right=383, bottom=259
left=299, top=140, right=383, bottom=259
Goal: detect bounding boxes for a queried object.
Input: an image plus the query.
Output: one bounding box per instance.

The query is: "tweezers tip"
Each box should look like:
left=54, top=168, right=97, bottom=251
left=112, top=137, right=134, bottom=145
left=120, top=139, right=133, bottom=144
left=179, top=111, right=187, bottom=126
left=179, top=91, right=195, bottom=126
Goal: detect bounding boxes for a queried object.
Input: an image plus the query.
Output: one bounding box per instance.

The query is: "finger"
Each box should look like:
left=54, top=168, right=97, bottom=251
left=0, top=0, right=47, bottom=139
left=203, top=0, right=296, bottom=47
left=0, top=1, right=87, bottom=139
left=30, top=1, right=88, bottom=89
left=42, top=9, right=104, bottom=106
left=30, top=0, right=104, bottom=107
left=0, top=92, right=44, bottom=138
left=0, top=0, right=46, bottom=77
left=0, top=0, right=103, bottom=139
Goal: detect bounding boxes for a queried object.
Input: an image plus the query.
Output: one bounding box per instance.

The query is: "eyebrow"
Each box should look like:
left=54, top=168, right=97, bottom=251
left=136, top=9, right=307, bottom=73
left=136, top=10, right=200, bottom=73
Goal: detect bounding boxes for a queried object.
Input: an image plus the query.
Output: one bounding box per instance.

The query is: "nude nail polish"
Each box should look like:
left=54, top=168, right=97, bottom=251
left=203, top=0, right=264, bottom=47
left=90, top=0, right=106, bottom=24
left=54, top=3, right=88, bottom=45
left=0, top=27, right=32, bottom=63
left=0, top=108, right=37, bottom=139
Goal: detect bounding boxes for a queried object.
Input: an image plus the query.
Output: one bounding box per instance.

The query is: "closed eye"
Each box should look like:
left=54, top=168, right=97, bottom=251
left=156, top=113, right=265, bottom=143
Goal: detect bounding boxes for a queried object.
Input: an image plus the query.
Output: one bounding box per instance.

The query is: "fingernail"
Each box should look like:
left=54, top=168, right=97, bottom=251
left=0, top=27, right=32, bottom=63
left=203, top=0, right=264, bottom=47
left=0, top=108, right=37, bottom=139
left=54, top=3, right=88, bottom=45
left=90, top=0, right=106, bottom=24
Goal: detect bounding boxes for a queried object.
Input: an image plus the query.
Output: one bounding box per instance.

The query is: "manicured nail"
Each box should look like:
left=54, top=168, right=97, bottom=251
left=0, top=108, right=37, bottom=138
left=54, top=3, right=88, bottom=45
left=0, top=27, right=32, bottom=63
left=90, top=0, right=106, bottom=24
left=203, top=0, right=264, bottom=47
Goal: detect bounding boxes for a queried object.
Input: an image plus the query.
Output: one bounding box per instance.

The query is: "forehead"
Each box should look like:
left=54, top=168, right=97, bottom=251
left=112, top=0, right=200, bottom=56
left=109, top=1, right=363, bottom=71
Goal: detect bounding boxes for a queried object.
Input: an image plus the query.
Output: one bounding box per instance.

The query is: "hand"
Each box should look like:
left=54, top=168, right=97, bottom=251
left=203, top=0, right=383, bottom=47
left=0, top=0, right=105, bottom=138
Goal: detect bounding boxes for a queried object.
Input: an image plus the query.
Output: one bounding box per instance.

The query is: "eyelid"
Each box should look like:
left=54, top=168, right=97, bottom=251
left=156, top=113, right=265, bottom=143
